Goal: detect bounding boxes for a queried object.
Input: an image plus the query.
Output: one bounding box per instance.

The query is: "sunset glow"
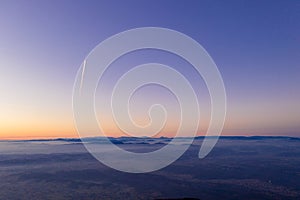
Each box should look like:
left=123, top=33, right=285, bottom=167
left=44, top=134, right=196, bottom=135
left=0, top=1, right=299, bottom=140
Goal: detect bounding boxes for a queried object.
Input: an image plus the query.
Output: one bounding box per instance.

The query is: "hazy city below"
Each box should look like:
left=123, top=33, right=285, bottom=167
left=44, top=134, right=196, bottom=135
left=0, top=136, right=299, bottom=200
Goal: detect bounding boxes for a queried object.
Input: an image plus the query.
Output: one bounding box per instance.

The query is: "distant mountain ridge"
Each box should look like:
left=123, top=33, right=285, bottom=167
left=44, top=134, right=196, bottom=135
left=2, top=136, right=299, bottom=143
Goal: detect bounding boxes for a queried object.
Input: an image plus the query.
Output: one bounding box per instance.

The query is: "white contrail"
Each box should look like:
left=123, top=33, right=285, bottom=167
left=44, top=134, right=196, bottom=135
left=79, top=60, right=86, bottom=95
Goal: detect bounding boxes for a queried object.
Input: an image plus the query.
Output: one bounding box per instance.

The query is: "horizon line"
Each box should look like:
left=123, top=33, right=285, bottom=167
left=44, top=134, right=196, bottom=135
left=1, top=135, right=299, bottom=142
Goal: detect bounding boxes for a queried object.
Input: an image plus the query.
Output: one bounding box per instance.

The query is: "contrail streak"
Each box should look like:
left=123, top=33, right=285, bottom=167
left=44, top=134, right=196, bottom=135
left=79, top=60, right=86, bottom=95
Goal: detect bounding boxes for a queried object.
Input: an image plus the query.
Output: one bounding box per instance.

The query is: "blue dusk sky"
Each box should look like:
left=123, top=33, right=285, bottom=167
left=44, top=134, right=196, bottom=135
left=0, top=0, right=299, bottom=139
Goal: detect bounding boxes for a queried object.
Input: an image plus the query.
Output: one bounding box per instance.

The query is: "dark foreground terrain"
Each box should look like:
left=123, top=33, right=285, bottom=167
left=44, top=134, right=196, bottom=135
left=0, top=137, right=299, bottom=200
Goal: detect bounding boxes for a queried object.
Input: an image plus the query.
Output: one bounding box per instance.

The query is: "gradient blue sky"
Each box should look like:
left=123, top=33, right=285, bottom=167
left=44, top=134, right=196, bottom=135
left=0, top=0, right=299, bottom=139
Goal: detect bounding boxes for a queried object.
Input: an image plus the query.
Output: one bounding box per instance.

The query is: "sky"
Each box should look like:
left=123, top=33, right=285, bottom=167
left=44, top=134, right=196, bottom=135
left=0, top=0, right=299, bottom=139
